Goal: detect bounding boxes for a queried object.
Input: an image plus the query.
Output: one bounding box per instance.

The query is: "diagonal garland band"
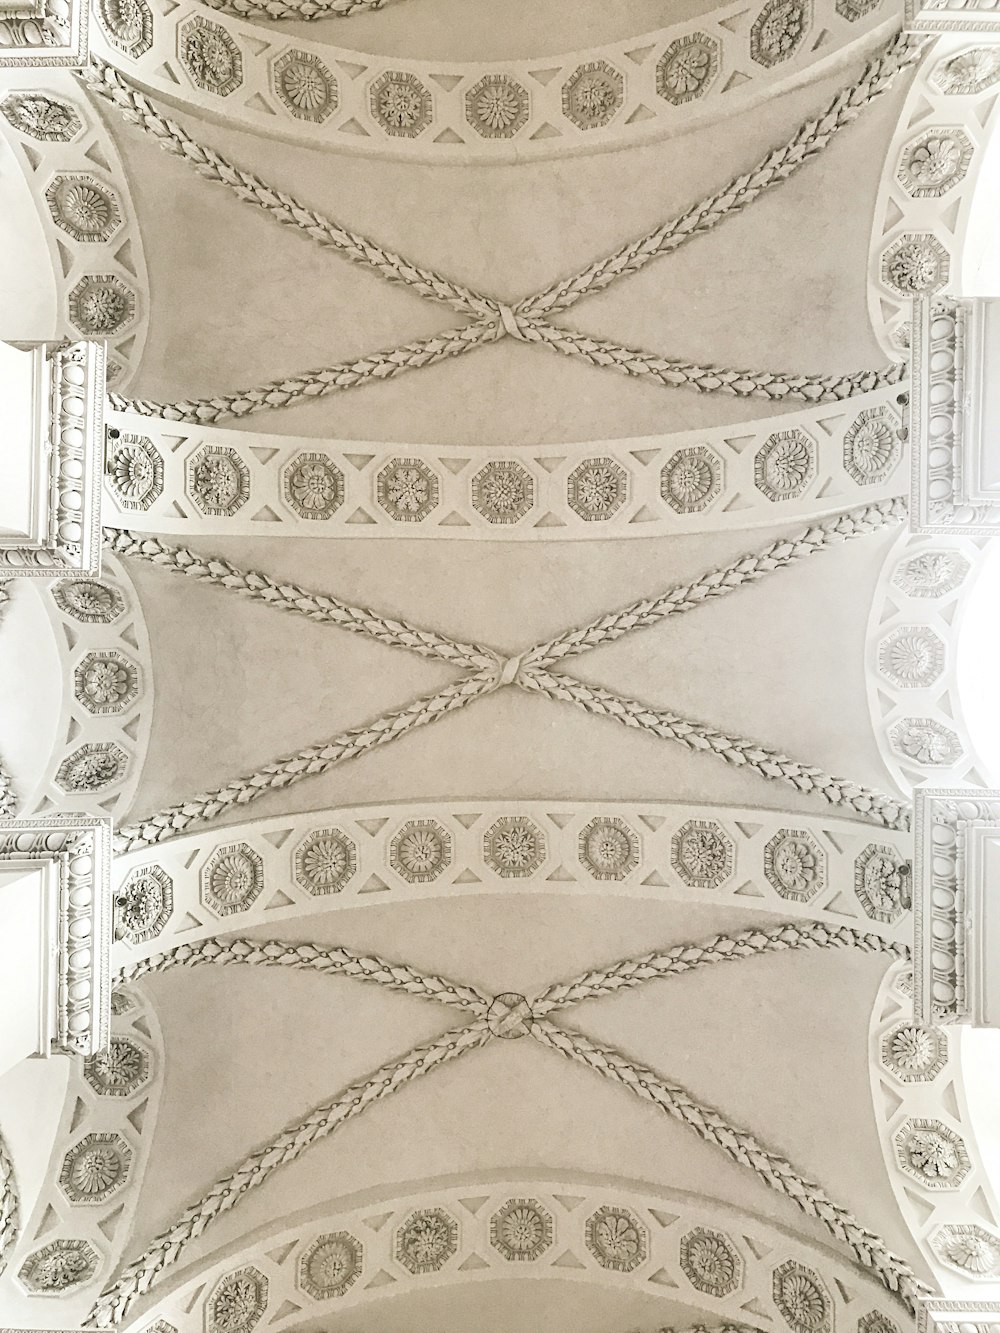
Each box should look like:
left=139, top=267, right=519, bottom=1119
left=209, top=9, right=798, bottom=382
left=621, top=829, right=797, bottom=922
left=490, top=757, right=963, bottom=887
left=0, top=1130, right=19, bottom=1278
left=110, top=500, right=910, bottom=853
left=89, top=926, right=920, bottom=1325
left=201, top=0, right=399, bottom=24
left=80, top=38, right=919, bottom=425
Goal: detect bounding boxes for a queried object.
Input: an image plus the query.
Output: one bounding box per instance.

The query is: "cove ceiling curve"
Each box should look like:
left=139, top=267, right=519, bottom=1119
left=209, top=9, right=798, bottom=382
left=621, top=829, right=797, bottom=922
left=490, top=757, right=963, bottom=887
left=4, top=3, right=1000, bottom=1332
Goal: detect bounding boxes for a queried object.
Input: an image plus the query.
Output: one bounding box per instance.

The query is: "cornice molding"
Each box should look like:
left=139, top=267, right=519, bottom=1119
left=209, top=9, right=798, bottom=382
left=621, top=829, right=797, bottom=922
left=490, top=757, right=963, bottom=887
left=0, top=0, right=86, bottom=67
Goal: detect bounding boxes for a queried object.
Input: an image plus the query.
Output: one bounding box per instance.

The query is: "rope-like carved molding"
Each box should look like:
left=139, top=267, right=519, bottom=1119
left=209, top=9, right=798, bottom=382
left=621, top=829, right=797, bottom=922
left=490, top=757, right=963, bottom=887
left=9, top=548, right=154, bottom=823
left=0, top=816, right=111, bottom=1056
left=87, top=928, right=922, bottom=1323
left=912, top=787, right=1000, bottom=1025
left=102, top=385, right=908, bottom=539
left=108, top=800, right=914, bottom=974
left=869, top=958, right=1000, bottom=1293
left=867, top=40, right=1000, bottom=359
left=5, top=982, right=164, bottom=1319
left=82, top=38, right=918, bottom=425
left=0, top=79, right=149, bottom=390
left=0, top=0, right=86, bottom=66
left=103, top=1177, right=915, bottom=1333
left=865, top=527, right=989, bottom=793
left=906, top=1, right=1000, bottom=34
left=87, top=0, right=900, bottom=159
left=108, top=499, right=911, bottom=851
left=0, top=1131, right=19, bottom=1280
left=0, top=342, right=103, bottom=576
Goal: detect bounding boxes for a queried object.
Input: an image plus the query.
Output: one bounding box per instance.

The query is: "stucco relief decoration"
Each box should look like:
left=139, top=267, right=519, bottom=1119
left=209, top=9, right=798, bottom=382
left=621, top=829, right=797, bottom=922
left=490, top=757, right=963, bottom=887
left=854, top=845, right=911, bottom=923
left=680, top=1226, right=744, bottom=1296
left=369, top=70, right=432, bottom=138
left=272, top=49, right=337, bottom=122
left=489, top=1199, right=554, bottom=1262
left=68, top=274, right=135, bottom=336
left=45, top=173, right=122, bottom=242
left=932, top=1225, right=1000, bottom=1278
left=83, top=1036, right=150, bottom=1097
left=207, top=1267, right=268, bottom=1333
left=17, top=1238, right=100, bottom=1293
left=115, top=866, right=173, bottom=943
left=0, top=91, right=82, bottom=139
left=585, top=1205, right=648, bottom=1272
left=931, top=47, right=1000, bottom=96
left=750, top=0, right=812, bottom=67
left=106, top=430, right=164, bottom=511
left=376, top=459, right=439, bottom=522
left=389, top=820, right=452, bottom=883
left=657, top=33, right=721, bottom=104
left=578, top=816, right=641, bottom=881
left=395, top=1208, right=459, bottom=1275
left=200, top=843, right=264, bottom=916
left=297, top=1231, right=362, bottom=1298
left=763, top=829, right=826, bottom=901
left=187, top=446, right=251, bottom=516
left=178, top=14, right=242, bottom=94
left=755, top=430, right=817, bottom=501
left=671, top=819, right=735, bottom=889
left=843, top=408, right=903, bottom=486
left=0, top=0, right=84, bottom=66
left=293, top=828, right=357, bottom=894
left=896, top=130, right=973, bottom=198
left=58, top=1133, right=133, bottom=1205
left=772, top=1260, right=833, bottom=1333
left=471, top=460, right=535, bottom=525
left=280, top=452, right=345, bottom=520
left=879, top=1022, right=948, bottom=1082
left=894, top=1119, right=971, bottom=1188
left=561, top=61, right=624, bottom=130
left=484, top=816, right=546, bottom=879
left=464, top=74, right=531, bottom=139
left=96, top=0, right=152, bottom=57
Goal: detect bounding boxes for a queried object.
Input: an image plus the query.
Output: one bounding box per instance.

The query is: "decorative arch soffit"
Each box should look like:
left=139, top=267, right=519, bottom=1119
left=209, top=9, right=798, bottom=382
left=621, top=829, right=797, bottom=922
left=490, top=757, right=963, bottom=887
left=101, top=385, right=909, bottom=541
left=1, top=547, right=155, bottom=822
left=864, top=525, right=990, bottom=793
left=86, top=1, right=901, bottom=162
left=869, top=960, right=1000, bottom=1291
left=0, top=983, right=165, bottom=1321
left=108, top=799, right=914, bottom=971
left=867, top=34, right=1000, bottom=356
left=112, top=1176, right=915, bottom=1333
left=0, top=73, right=149, bottom=390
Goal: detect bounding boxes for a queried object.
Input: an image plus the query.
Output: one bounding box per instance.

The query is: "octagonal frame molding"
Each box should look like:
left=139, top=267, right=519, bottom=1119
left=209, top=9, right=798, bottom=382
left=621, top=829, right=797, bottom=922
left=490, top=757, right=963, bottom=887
left=905, top=2, right=1000, bottom=34
left=913, top=787, right=1000, bottom=1026
left=0, top=340, right=105, bottom=577
left=0, top=0, right=87, bottom=67
left=919, top=1298, right=1000, bottom=1333
left=0, top=814, right=111, bottom=1057
left=909, top=297, right=1000, bottom=534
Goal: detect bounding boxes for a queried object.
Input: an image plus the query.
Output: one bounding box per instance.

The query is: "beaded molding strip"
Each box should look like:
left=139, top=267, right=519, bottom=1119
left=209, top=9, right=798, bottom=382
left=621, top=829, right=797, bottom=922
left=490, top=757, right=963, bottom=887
left=102, top=386, right=908, bottom=539
left=869, top=960, right=1000, bottom=1292
left=106, top=500, right=911, bottom=853
left=3, top=986, right=164, bottom=1319
left=86, top=0, right=899, bottom=160
left=867, top=35, right=1000, bottom=358
left=86, top=923, right=923, bottom=1324
left=0, top=0, right=86, bottom=67
left=0, top=75, right=149, bottom=390
left=108, top=799, right=914, bottom=974
left=83, top=38, right=919, bottom=427
left=112, top=1178, right=915, bottom=1333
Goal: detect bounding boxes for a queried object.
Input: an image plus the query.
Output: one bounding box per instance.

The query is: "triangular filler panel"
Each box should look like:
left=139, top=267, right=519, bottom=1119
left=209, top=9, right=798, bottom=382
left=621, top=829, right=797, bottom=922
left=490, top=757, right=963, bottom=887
left=741, top=1297, right=774, bottom=1320
left=55, top=239, right=73, bottom=278
left=647, top=1268, right=679, bottom=1287
left=534, top=456, right=566, bottom=474
left=121, top=624, right=139, bottom=650
left=176, top=912, right=204, bottom=933
left=534, top=512, right=566, bottom=528
left=339, top=119, right=371, bottom=138
left=359, top=874, right=392, bottom=894
left=629, top=506, right=660, bottom=524
left=551, top=1194, right=585, bottom=1211
left=70, top=1096, right=89, bottom=1133
left=878, top=1083, right=905, bottom=1120
left=250, top=446, right=280, bottom=465
left=530, top=123, right=562, bottom=141
left=884, top=198, right=906, bottom=231
left=122, top=716, right=141, bottom=741
left=356, top=817, right=389, bottom=836
left=344, top=453, right=375, bottom=470
left=815, top=479, right=840, bottom=500
left=815, top=414, right=844, bottom=437
left=811, top=27, right=833, bottom=48
left=245, top=93, right=277, bottom=116
left=638, top=814, right=666, bottom=831
left=336, top=59, right=367, bottom=78
left=440, top=456, right=471, bottom=475
left=97, top=1204, right=125, bottom=1240
left=453, top=813, right=482, bottom=829
left=67, top=715, right=82, bottom=742
left=170, top=501, right=188, bottom=518
left=723, top=493, right=754, bottom=512
left=365, top=1269, right=397, bottom=1288
left=547, top=812, right=575, bottom=829
left=938, top=197, right=962, bottom=237
left=734, top=880, right=767, bottom=899
left=243, top=33, right=271, bottom=55
left=552, top=1249, right=587, bottom=1269
left=114, top=239, right=135, bottom=275
left=181, top=1283, right=207, bottom=1315
left=453, top=868, right=482, bottom=884
left=941, top=1079, right=961, bottom=1119
left=429, top=72, right=463, bottom=92
left=642, top=869, right=669, bottom=886
left=717, top=9, right=751, bottom=32
left=459, top=1196, right=491, bottom=1215
left=626, top=104, right=657, bottom=124
left=734, top=821, right=762, bottom=838
left=528, top=66, right=561, bottom=85
left=346, top=507, right=378, bottom=525
left=363, top=1211, right=394, bottom=1232
left=624, top=43, right=656, bottom=64
left=440, top=511, right=472, bottom=527
left=648, top=1209, right=679, bottom=1228
left=723, top=433, right=758, bottom=454
left=133, top=1016, right=151, bottom=1038
left=269, top=1301, right=302, bottom=1323
left=546, top=865, right=577, bottom=882
left=262, top=827, right=293, bottom=849
left=265, top=889, right=296, bottom=910
left=630, top=449, right=660, bottom=466
left=155, top=61, right=181, bottom=84
left=251, top=506, right=281, bottom=522
left=834, top=1279, right=855, bottom=1304
left=742, top=1234, right=773, bottom=1260
left=184, top=848, right=202, bottom=869
left=821, top=891, right=857, bottom=919
left=970, top=1185, right=998, bottom=1224
left=722, top=70, right=752, bottom=92
left=975, top=96, right=998, bottom=129
left=902, top=1187, right=936, bottom=1226
left=458, top=1253, right=491, bottom=1271
left=84, top=142, right=111, bottom=171
left=434, top=128, right=465, bottom=145
left=127, top=1101, right=147, bottom=1134
left=35, top=1204, right=61, bottom=1238
left=267, top=1240, right=298, bottom=1265
left=21, top=143, right=42, bottom=172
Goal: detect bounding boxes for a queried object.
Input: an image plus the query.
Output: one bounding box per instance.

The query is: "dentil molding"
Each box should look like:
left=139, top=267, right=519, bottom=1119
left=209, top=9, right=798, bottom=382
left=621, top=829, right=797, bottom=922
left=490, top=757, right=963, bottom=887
left=906, top=1, right=1000, bottom=33
left=920, top=1300, right=1000, bottom=1333
left=913, top=787, right=1000, bottom=1027
left=0, top=815, right=111, bottom=1058
left=0, top=341, right=104, bottom=577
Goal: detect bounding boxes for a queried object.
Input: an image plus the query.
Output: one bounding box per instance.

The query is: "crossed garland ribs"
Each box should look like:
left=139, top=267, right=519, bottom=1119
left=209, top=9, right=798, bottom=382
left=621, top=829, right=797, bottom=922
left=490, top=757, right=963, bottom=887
left=87, top=920, right=924, bottom=1325
left=0, top=1132, right=18, bottom=1279
left=80, top=34, right=919, bottom=427
left=107, top=497, right=911, bottom=854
